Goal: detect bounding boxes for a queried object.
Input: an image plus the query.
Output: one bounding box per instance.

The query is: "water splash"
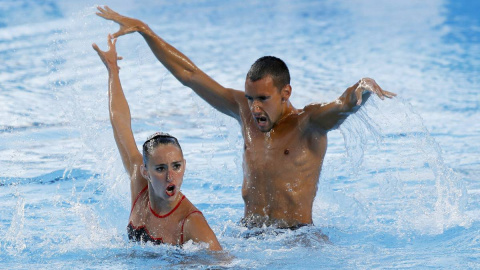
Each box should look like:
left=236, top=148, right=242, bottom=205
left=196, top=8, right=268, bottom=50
left=324, top=97, right=471, bottom=236
left=2, top=188, right=26, bottom=255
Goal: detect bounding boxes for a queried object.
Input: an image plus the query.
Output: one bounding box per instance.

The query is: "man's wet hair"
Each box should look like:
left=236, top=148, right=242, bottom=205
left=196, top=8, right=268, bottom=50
left=246, top=56, right=290, bottom=91
left=142, top=132, right=182, bottom=166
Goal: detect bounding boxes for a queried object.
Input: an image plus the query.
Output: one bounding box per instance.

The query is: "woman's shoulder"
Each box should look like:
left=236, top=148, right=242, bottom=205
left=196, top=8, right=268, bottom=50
left=178, top=195, right=221, bottom=250
left=179, top=194, right=203, bottom=218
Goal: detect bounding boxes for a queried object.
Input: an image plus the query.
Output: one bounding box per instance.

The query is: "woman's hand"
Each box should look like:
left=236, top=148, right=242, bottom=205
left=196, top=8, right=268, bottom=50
left=92, top=34, right=123, bottom=72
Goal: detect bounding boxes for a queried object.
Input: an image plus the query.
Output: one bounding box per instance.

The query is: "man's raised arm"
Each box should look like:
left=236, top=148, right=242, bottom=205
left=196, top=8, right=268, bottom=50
left=96, top=6, right=242, bottom=119
left=305, top=78, right=396, bottom=132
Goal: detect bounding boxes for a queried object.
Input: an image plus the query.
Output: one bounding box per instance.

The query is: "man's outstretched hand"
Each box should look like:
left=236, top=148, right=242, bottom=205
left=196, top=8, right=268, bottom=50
left=355, top=77, right=396, bottom=105
left=92, top=34, right=123, bottom=71
left=96, top=6, right=145, bottom=38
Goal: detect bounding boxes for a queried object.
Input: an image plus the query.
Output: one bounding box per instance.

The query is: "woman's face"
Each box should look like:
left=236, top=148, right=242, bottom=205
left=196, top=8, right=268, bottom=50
left=143, top=144, right=185, bottom=201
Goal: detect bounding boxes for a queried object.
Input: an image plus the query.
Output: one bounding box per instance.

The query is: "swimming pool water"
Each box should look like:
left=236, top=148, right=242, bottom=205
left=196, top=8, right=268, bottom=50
left=1, top=0, right=479, bottom=269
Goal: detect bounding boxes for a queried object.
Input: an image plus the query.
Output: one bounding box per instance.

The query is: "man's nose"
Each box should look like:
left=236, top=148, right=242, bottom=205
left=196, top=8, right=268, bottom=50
left=250, top=101, right=261, bottom=113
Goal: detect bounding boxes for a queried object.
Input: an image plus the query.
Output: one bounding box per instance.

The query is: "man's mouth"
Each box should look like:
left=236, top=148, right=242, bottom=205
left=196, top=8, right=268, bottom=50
left=165, top=184, right=176, bottom=197
left=255, top=116, right=268, bottom=126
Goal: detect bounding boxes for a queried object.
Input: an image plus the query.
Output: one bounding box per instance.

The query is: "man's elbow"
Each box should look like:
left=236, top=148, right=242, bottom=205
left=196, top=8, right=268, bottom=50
left=176, top=68, right=198, bottom=88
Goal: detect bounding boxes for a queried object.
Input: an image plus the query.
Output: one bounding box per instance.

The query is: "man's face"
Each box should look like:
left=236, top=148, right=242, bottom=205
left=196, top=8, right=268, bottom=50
left=245, top=76, right=284, bottom=132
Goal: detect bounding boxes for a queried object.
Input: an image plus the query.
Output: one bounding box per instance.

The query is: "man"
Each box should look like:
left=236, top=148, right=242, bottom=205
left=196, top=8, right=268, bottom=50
left=96, top=6, right=396, bottom=229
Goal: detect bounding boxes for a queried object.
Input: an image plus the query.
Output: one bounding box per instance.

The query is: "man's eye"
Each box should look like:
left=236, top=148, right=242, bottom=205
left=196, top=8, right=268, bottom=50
left=173, top=164, right=181, bottom=170
left=259, top=96, right=268, bottom=101
left=156, top=167, right=166, bottom=172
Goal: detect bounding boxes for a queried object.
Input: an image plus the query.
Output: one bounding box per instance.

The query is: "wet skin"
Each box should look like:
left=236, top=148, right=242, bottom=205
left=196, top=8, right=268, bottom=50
left=240, top=77, right=326, bottom=227
left=142, top=144, right=185, bottom=205
left=133, top=145, right=189, bottom=245
left=93, top=35, right=222, bottom=250
left=95, top=6, right=396, bottom=229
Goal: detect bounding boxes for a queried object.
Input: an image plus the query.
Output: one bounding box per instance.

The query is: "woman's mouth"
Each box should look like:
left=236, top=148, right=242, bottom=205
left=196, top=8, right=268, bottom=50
left=165, top=184, right=176, bottom=197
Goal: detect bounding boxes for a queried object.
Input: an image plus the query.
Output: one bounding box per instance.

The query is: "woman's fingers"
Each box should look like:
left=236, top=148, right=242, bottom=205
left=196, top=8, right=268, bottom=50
left=92, top=35, right=116, bottom=56
left=107, top=34, right=117, bottom=49
left=92, top=43, right=104, bottom=56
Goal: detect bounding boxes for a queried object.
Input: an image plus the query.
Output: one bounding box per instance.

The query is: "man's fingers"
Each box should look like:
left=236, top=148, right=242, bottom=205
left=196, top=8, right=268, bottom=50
left=117, top=56, right=123, bottom=60
left=382, top=90, right=397, bottom=98
left=96, top=6, right=109, bottom=18
left=96, top=12, right=108, bottom=19
left=105, top=6, right=117, bottom=15
left=96, top=6, right=116, bottom=20
left=112, top=31, right=123, bottom=39
left=356, top=90, right=363, bottom=105
left=373, top=86, right=384, bottom=100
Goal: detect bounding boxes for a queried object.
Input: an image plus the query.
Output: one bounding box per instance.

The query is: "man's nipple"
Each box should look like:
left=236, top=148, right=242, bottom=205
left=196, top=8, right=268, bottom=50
left=284, top=149, right=289, bottom=155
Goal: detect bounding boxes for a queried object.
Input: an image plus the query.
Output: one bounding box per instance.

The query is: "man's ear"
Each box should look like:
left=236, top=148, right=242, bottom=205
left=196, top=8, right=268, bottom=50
left=140, top=164, right=149, bottom=180
left=281, top=84, right=292, bottom=102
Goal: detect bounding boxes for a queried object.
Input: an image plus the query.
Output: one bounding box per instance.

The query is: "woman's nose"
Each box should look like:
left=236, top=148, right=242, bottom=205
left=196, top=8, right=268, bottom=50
left=166, top=170, right=173, bottom=182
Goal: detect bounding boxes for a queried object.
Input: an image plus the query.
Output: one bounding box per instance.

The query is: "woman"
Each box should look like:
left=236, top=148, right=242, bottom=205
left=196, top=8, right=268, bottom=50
left=92, top=35, right=222, bottom=251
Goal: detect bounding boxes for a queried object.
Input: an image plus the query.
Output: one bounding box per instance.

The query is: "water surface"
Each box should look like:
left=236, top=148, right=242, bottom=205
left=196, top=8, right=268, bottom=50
left=1, top=0, right=479, bottom=269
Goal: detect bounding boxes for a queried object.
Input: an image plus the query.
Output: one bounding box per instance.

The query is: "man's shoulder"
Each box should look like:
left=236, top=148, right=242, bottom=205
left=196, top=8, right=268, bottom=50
left=302, top=102, right=331, bottom=113
left=293, top=104, right=331, bottom=135
left=278, top=109, right=326, bottom=138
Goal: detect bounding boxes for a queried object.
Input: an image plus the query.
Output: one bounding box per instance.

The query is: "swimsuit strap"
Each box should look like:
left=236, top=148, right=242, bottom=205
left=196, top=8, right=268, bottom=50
left=148, top=195, right=186, bottom=218
left=130, top=185, right=149, bottom=214
left=180, top=210, right=203, bottom=244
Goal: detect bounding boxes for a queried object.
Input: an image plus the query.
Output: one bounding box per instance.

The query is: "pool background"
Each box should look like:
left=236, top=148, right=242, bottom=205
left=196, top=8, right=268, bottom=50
left=1, top=0, right=479, bottom=269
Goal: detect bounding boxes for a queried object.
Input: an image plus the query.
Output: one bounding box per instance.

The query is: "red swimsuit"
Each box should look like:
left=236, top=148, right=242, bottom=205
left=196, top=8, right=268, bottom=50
left=127, top=186, right=202, bottom=245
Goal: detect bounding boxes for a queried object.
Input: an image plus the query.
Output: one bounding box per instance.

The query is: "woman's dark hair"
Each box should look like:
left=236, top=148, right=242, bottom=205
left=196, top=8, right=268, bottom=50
left=246, top=56, right=290, bottom=91
left=142, top=132, right=182, bottom=166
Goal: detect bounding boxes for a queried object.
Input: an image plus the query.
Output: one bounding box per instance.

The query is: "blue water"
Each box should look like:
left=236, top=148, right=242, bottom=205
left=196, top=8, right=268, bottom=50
left=1, top=0, right=479, bottom=269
